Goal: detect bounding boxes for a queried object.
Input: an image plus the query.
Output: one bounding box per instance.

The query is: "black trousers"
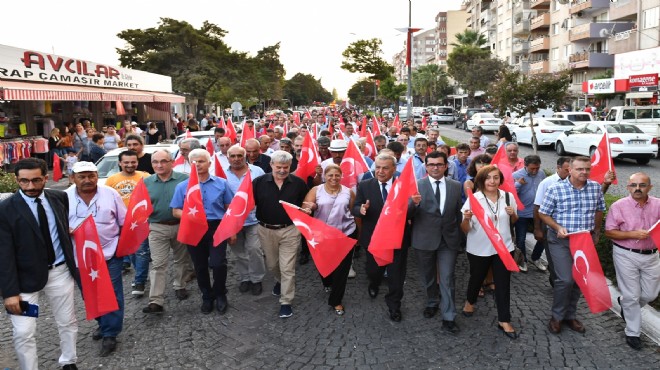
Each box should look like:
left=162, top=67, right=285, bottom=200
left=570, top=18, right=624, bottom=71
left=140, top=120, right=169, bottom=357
left=321, top=249, right=355, bottom=307
left=466, top=252, right=512, bottom=322
left=365, top=244, right=409, bottom=311
left=187, top=220, right=227, bottom=302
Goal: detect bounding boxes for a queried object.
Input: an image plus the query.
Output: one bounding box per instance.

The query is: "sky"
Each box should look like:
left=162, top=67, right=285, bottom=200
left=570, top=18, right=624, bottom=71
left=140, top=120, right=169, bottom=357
left=2, top=0, right=463, bottom=100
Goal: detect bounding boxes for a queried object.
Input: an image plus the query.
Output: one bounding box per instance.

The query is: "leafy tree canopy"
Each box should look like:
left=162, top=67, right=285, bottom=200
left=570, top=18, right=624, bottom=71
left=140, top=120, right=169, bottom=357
left=348, top=79, right=377, bottom=107
left=284, top=73, right=332, bottom=107
left=341, top=38, right=394, bottom=81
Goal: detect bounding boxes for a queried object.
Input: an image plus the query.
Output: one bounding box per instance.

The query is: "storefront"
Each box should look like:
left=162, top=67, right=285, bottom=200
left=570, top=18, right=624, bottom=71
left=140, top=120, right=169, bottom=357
left=0, top=44, right=184, bottom=164
left=614, top=47, right=660, bottom=105
left=626, top=73, right=659, bottom=104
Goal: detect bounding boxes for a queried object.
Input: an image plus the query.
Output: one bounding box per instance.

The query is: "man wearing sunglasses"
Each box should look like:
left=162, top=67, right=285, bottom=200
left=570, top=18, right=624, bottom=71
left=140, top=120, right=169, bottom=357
left=0, top=158, right=80, bottom=370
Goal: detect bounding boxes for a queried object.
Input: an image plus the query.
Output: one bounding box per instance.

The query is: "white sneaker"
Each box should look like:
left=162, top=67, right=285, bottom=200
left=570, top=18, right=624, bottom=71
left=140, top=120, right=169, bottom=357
left=519, top=262, right=528, bottom=272
left=348, top=265, right=356, bottom=278
left=533, top=260, right=547, bottom=271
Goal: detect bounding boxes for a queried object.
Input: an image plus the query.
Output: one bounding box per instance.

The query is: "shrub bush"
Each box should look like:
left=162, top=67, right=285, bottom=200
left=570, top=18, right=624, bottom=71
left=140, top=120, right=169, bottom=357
left=0, top=169, right=18, bottom=193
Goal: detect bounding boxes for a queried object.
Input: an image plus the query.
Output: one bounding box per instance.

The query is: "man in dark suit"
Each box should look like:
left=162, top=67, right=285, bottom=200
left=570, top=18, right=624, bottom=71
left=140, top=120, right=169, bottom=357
left=0, top=158, right=79, bottom=370
left=409, top=151, right=463, bottom=334
left=352, top=153, right=410, bottom=322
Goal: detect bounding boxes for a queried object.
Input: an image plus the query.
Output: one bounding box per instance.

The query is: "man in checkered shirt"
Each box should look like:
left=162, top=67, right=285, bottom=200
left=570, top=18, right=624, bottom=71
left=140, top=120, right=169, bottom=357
left=539, top=156, right=605, bottom=335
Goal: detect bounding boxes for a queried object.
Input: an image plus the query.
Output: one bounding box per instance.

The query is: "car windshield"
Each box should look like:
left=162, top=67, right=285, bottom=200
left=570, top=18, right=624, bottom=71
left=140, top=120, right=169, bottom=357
left=606, top=124, right=644, bottom=134
left=437, top=107, right=453, bottom=114
left=567, top=114, right=591, bottom=122
left=545, top=119, right=574, bottom=126
left=96, top=156, right=120, bottom=178
left=479, top=113, right=496, bottom=119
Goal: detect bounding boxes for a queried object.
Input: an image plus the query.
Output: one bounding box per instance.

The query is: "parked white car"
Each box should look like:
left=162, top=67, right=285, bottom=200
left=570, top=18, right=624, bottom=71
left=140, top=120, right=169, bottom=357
left=512, top=118, right=575, bottom=148
left=554, top=122, right=658, bottom=165
left=174, top=131, right=216, bottom=147
left=93, top=144, right=180, bottom=185
left=552, top=111, right=594, bottom=123
left=431, top=106, right=455, bottom=125
left=465, top=113, right=502, bottom=132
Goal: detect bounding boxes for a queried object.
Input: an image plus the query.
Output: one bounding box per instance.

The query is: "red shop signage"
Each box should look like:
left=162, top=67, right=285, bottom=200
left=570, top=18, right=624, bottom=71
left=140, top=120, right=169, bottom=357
left=629, top=74, right=658, bottom=92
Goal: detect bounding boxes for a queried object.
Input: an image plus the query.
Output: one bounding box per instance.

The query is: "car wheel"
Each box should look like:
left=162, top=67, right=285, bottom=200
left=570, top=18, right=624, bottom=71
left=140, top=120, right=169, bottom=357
left=636, top=158, right=651, bottom=165
left=589, top=146, right=597, bottom=157
left=556, top=141, right=566, bottom=155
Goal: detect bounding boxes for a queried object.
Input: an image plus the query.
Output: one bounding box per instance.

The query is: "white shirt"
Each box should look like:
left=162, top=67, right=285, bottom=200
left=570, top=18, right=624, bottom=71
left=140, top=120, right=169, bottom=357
left=534, top=173, right=561, bottom=206
left=215, top=152, right=229, bottom=169
left=427, top=176, right=446, bottom=213
left=461, top=190, right=517, bottom=257
left=379, top=178, right=393, bottom=202
left=175, top=160, right=221, bottom=177
left=66, top=185, right=127, bottom=260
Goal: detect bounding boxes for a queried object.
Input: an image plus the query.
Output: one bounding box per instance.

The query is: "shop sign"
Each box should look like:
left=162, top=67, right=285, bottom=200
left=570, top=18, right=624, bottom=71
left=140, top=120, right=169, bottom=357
left=587, top=78, right=615, bottom=94
left=614, top=46, right=660, bottom=80
left=0, top=44, right=172, bottom=92
left=628, top=74, right=658, bottom=92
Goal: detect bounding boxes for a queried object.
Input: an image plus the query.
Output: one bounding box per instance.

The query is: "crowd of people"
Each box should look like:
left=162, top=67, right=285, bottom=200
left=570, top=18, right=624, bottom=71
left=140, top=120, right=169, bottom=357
left=1, top=108, right=658, bottom=369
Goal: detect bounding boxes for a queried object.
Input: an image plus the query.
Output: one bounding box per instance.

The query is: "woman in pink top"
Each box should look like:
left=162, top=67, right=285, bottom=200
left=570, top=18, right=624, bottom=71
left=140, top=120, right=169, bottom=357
left=302, top=164, right=356, bottom=316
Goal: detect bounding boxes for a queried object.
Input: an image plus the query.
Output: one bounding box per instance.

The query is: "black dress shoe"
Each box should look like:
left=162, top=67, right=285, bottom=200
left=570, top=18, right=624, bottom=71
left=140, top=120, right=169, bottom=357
left=142, top=303, right=164, bottom=314
left=626, top=335, right=642, bottom=350
left=299, top=254, right=309, bottom=265
left=92, top=327, right=102, bottom=341
left=175, top=288, right=189, bottom=301
left=423, top=307, right=438, bottom=318
left=368, top=285, right=379, bottom=298
left=239, top=281, right=251, bottom=293
left=216, top=295, right=228, bottom=314
left=389, top=309, right=402, bottom=322
left=251, top=282, right=263, bottom=296
left=201, top=300, right=214, bottom=314
left=62, top=364, right=78, bottom=370
left=497, top=323, right=518, bottom=340
left=442, top=320, right=460, bottom=335
left=100, top=337, right=117, bottom=357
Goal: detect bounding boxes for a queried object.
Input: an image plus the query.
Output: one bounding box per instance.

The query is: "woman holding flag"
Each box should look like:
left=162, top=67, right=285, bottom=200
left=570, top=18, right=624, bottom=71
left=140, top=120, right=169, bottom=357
left=301, top=164, right=356, bottom=316
left=460, top=165, right=519, bottom=339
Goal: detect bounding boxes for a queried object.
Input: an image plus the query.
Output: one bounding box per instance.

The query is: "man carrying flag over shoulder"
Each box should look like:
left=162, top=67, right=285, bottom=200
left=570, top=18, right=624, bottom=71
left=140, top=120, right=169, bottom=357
left=539, top=156, right=606, bottom=335
left=605, top=172, right=660, bottom=351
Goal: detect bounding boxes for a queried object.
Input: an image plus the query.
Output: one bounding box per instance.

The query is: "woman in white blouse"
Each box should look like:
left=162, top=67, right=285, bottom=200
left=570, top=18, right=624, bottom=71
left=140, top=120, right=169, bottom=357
left=460, top=165, right=519, bottom=339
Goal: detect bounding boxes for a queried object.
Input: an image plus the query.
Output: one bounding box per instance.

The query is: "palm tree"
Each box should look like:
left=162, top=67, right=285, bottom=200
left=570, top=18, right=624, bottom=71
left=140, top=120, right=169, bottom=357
left=451, top=29, right=488, bottom=49
left=412, top=64, right=449, bottom=106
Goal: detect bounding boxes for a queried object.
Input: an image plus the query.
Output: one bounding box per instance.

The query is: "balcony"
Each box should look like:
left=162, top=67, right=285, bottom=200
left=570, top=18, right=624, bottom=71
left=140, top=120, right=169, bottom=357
left=529, top=60, right=550, bottom=74
left=609, top=0, right=637, bottom=22
left=569, top=22, right=635, bottom=42
left=609, top=29, right=639, bottom=54
left=513, top=41, right=530, bottom=54
left=530, top=0, right=551, bottom=10
left=570, top=0, right=614, bottom=16
left=514, top=60, right=530, bottom=73
left=513, top=20, right=531, bottom=36
left=513, top=0, right=530, bottom=15
left=568, top=51, right=614, bottom=69
left=530, top=13, right=550, bottom=31
left=529, top=37, right=550, bottom=53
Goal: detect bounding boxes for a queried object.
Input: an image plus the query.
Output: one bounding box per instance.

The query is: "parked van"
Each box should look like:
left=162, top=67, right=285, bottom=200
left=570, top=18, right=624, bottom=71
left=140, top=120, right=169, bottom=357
left=605, top=105, right=660, bottom=153
left=552, top=111, right=594, bottom=123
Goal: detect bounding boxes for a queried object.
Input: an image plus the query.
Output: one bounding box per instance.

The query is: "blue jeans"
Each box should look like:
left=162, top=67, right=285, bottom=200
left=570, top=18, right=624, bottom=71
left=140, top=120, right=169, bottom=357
left=130, top=239, right=151, bottom=285
left=514, top=217, right=545, bottom=262
left=96, top=256, right=124, bottom=338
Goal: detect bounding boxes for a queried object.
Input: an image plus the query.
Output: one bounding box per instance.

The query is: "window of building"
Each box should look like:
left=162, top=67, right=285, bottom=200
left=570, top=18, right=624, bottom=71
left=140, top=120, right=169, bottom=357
left=552, top=23, right=560, bottom=35
left=564, top=45, right=571, bottom=59
left=499, top=41, right=503, bottom=51
left=643, top=7, right=659, bottom=29
left=551, top=48, right=559, bottom=61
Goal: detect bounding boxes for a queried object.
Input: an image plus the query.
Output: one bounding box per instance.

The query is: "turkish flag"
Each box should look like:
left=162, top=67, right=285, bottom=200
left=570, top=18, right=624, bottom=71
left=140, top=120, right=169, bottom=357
left=421, top=116, right=428, bottom=131
left=295, top=132, right=320, bottom=180
left=281, top=201, right=357, bottom=277
left=293, top=112, right=300, bottom=125
left=225, top=117, right=237, bottom=143
left=466, top=188, right=520, bottom=272
left=218, top=116, right=226, bottom=130
left=392, top=114, right=401, bottom=133
left=177, top=164, right=208, bottom=245
left=185, top=129, right=192, bottom=138
left=213, top=171, right=254, bottom=245
left=240, top=121, right=255, bottom=148
left=590, top=132, right=618, bottom=185
left=72, top=216, right=119, bottom=320
left=205, top=138, right=215, bottom=157
left=372, top=116, right=382, bottom=136
left=115, top=179, right=153, bottom=257
left=569, top=231, right=612, bottom=313
left=340, top=139, right=370, bottom=189
left=52, top=153, right=63, bottom=182
left=449, top=146, right=457, bottom=157
left=368, top=159, right=418, bottom=266
left=305, top=110, right=312, bottom=119
left=491, top=144, right=525, bottom=210
left=214, top=154, right=227, bottom=179
left=173, top=153, right=185, bottom=166
left=328, top=120, right=334, bottom=136
left=648, top=220, right=660, bottom=249
left=364, top=130, right=377, bottom=160
left=360, top=117, right=367, bottom=138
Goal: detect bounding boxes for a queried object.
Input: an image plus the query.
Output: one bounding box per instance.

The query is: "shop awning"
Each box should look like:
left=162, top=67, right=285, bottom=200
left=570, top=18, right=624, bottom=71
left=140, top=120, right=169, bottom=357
left=625, top=92, right=655, bottom=99
left=0, top=80, right=184, bottom=103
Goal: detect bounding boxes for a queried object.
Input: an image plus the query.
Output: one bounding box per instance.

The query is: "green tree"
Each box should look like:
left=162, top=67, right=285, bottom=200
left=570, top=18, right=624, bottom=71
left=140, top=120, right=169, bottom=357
left=341, top=38, right=394, bottom=81
left=412, top=64, right=452, bottom=106
left=347, top=79, right=376, bottom=107
left=379, top=77, right=407, bottom=111
left=250, top=43, right=286, bottom=107
left=450, top=29, right=488, bottom=48
left=283, top=73, right=332, bottom=107
left=447, top=48, right=506, bottom=108
left=488, top=68, right=572, bottom=153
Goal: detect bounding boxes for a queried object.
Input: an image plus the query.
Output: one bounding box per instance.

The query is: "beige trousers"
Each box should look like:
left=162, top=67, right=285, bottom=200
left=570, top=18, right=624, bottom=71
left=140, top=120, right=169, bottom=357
left=257, top=224, right=301, bottom=305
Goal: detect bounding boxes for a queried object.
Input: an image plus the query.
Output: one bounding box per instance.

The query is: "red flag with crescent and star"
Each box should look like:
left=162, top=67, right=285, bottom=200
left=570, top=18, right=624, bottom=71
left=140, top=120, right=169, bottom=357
left=213, top=171, right=254, bottom=245
left=214, top=154, right=227, bottom=179
left=392, top=114, right=401, bottom=133
left=368, top=159, right=418, bottom=266
left=115, top=179, right=153, bottom=257
left=340, top=139, right=370, bottom=189
left=218, top=116, right=227, bottom=130
left=52, top=153, right=63, bottom=182
left=490, top=144, right=525, bottom=210
left=649, top=220, right=660, bottom=248
left=294, top=132, right=320, bottom=180
left=177, top=164, right=208, bottom=245
left=360, top=116, right=368, bottom=138
left=240, top=121, right=254, bottom=148
left=364, top=129, right=377, bottom=160
left=280, top=201, right=357, bottom=277
left=589, top=132, right=618, bottom=185
left=372, top=116, right=382, bottom=136
left=205, top=138, right=216, bottom=156
left=465, top=188, right=519, bottom=272
left=72, top=216, right=119, bottom=320
left=569, top=231, right=612, bottom=313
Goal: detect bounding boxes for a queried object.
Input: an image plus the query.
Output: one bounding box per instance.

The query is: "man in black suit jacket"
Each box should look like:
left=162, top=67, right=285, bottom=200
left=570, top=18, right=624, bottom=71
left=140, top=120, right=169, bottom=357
left=352, top=153, right=410, bottom=322
left=0, top=158, right=79, bottom=370
left=409, top=151, right=463, bottom=334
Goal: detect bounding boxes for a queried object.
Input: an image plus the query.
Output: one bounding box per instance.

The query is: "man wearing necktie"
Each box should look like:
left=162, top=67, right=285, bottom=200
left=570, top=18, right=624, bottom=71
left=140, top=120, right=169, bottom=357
left=353, top=153, right=410, bottom=322
left=0, top=158, right=80, bottom=370
left=409, top=151, right=464, bottom=334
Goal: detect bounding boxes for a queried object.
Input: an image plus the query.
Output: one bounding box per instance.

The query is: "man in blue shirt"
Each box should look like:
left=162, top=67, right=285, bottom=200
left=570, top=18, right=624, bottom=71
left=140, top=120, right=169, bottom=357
left=170, top=149, right=234, bottom=315
left=513, top=155, right=546, bottom=272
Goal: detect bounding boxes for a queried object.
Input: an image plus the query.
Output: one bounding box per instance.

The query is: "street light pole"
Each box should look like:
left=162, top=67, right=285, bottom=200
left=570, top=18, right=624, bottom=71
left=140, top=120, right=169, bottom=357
left=406, top=0, right=413, bottom=121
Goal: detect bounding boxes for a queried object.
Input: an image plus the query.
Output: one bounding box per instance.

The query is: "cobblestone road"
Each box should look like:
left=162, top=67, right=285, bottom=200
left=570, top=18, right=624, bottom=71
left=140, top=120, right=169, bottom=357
left=2, top=246, right=659, bottom=369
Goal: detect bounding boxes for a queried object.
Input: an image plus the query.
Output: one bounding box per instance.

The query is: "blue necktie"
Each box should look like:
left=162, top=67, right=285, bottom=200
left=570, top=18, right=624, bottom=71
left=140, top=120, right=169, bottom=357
left=381, top=182, right=388, bottom=203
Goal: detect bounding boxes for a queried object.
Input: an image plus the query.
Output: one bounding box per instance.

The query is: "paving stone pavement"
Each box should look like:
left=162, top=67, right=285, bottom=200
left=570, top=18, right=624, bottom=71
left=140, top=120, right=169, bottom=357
left=2, top=246, right=659, bottom=369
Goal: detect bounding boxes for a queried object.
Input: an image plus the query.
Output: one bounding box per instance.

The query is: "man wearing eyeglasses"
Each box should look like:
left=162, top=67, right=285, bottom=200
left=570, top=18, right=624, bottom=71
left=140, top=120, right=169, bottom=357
left=605, top=172, right=660, bottom=351
left=0, top=158, right=80, bottom=370
left=141, top=149, right=193, bottom=315
left=65, top=161, right=127, bottom=357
